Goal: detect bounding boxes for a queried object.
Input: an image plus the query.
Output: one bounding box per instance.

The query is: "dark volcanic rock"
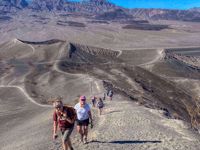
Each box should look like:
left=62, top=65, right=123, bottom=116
left=88, top=20, right=109, bottom=24
left=0, top=16, right=12, bottom=22
left=95, top=8, right=133, bottom=20
left=57, top=43, right=200, bottom=131
left=57, top=20, right=86, bottom=27
left=122, top=23, right=169, bottom=31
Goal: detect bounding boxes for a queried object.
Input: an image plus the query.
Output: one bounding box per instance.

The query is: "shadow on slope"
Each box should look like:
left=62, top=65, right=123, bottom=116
left=18, top=39, right=64, bottom=45
left=90, top=140, right=162, bottom=144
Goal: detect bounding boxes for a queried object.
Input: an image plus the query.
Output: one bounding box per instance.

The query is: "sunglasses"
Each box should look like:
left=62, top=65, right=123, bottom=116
left=55, top=105, right=62, bottom=109
left=55, top=107, right=61, bottom=110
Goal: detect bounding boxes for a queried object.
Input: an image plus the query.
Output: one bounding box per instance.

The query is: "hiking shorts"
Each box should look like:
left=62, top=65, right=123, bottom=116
left=98, top=106, right=103, bottom=109
left=76, top=118, right=89, bottom=126
left=61, top=125, right=74, bottom=143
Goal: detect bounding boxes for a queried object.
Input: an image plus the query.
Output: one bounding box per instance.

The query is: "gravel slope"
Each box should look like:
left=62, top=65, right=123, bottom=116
left=72, top=95, right=200, bottom=150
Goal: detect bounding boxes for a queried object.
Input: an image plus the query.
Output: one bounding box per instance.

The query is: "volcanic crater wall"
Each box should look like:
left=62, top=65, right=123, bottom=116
left=1, top=40, right=200, bottom=132
left=57, top=43, right=200, bottom=131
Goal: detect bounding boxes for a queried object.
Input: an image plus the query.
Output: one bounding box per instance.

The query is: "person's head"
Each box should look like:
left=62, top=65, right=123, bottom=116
left=53, top=99, right=63, bottom=111
left=79, top=95, right=86, bottom=106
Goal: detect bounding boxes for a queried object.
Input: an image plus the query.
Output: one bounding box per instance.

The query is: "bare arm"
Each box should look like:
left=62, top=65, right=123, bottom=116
left=66, top=117, right=75, bottom=124
left=61, top=109, right=76, bottom=124
left=88, top=110, right=93, bottom=122
left=53, top=121, right=58, bottom=139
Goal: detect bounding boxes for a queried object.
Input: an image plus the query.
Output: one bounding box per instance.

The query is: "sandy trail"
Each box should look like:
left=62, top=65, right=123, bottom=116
left=0, top=89, right=199, bottom=150
left=139, top=48, right=164, bottom=66
left=0, top=85, right=51, bottom=108
left=116, top=50, right=122, bottom=57
left=0, top=86, right=52, bottom=150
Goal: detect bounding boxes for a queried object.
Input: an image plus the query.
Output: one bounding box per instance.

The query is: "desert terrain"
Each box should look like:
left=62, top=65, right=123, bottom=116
left=0, top=8, right=200, bottom=150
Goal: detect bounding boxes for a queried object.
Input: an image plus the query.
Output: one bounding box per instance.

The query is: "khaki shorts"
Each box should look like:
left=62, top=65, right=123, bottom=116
left=61, top=125, right=74, bottom=143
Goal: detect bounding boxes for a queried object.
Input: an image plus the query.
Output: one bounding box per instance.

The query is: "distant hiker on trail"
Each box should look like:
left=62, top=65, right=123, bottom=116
left=97, top=97, right=104, bottom=115
left=91, top=96, right=97, bottom=107
left=74, top=96, right=93, bottom=144
left=107, top=89, right=113, bottom=100
left=52, top=99, right=77, bottom=150
left=103, top=92, right=106, bottom=100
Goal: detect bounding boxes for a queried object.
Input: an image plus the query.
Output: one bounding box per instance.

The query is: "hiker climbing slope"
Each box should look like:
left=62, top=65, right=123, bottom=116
left=91, top=96, right=97, bottom=107
left=74, top=96, right=93, bottom=144
left=53, top=99, right=77, bottom=150
left=97, top=97, right=104, bottom=115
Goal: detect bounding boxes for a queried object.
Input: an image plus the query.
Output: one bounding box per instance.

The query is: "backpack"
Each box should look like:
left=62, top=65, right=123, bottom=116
left=64, top=105, right=77, bottom=121
left=55, top=105, right=77, bottom=123
left=97, top=101, right=104, bottom=108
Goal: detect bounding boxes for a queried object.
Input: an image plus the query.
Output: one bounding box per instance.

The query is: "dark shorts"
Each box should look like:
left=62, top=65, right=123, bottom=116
left=76, top=118, right=89, bottom=126
left=60, top=125, right=74, bottom=143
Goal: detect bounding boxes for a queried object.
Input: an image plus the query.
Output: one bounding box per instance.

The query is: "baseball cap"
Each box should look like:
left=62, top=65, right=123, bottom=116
left=80, top=95, right=86, bottom=101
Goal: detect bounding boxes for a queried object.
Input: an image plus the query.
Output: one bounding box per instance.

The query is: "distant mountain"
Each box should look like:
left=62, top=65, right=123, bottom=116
left=129, top=8, right=200, bottom=22
left=0, top=0, right=28, bottom=12
left=67, top=0, right=116, bottom=14
left=190, top=7, right=200, bottom=12
left=28, top=0, right=200, bottom=22
left=30, top=0, right=64, bottom=11
left=29, top=0, right=117, bottom=13
left=1, top=0, right=200, bottom=22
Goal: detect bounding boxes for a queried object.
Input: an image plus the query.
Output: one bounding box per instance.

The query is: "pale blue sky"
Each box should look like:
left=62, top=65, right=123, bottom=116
left=69, top=0, right=200, bottom=9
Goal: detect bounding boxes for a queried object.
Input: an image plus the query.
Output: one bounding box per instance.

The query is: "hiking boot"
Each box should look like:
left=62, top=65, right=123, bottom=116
left=70, top=147, right=74, bottom=150
left=80, top=134, right=83, bottom=143
left=83, top=137, right=87, bottom=144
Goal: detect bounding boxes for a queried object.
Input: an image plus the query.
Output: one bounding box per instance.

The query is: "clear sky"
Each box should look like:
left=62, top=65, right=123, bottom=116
left=69, top=0, right=200, bottom=10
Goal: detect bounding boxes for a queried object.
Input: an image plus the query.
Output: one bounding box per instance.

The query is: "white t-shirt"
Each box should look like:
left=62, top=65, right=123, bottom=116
left=74, top=103, right=91, bottom=121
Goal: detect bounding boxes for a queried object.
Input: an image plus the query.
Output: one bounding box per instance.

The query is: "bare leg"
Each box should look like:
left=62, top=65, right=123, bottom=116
left=100, top=108, right=103, bottom=115
left=83, top=125, right=88, bottom=144
left=62, top=140, right=68, bottom=150
left=77, top=125, right=83, bottom=142
left=67, top=138, right=73, bottom=150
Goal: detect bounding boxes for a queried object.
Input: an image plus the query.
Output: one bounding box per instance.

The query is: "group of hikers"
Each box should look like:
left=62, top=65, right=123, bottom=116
left=52, top=90, right=114, bottom=150
left=91, top=90, right=113, bottom=115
